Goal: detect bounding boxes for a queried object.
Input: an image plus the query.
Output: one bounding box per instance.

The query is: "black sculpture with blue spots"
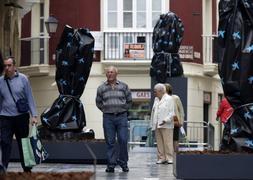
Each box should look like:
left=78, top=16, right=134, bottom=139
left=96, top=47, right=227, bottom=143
left=41, top=25, right=94, bottom=131
left=217, top=0, right=253, bottom=151
left=150, top=12, right=184, bottom=83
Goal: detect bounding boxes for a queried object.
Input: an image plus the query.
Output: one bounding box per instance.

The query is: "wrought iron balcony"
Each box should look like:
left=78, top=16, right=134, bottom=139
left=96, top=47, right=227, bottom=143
left=104, top=31, right=153, bottom=60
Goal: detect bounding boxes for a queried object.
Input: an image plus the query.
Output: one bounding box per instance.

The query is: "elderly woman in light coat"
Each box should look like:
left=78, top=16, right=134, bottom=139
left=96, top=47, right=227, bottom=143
left=150, top=83, right=175, bottom=164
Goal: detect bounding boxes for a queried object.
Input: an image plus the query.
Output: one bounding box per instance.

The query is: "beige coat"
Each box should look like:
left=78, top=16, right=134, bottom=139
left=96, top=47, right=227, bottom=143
left=172, top=95, right=185, bottom=125
left=150, top=93, right=175, bottom=131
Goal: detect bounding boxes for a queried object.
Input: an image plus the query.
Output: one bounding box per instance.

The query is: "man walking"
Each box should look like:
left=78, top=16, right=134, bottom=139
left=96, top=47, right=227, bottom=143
left=0, top=57, right=38, bottom=172
left=96, top=66, right=132, bottom=173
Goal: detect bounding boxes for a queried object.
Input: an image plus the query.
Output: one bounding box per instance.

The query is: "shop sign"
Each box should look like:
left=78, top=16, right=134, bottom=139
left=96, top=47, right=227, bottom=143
left=91, top=31, right=103, bottom=51
left=124, top=43, right=145, bottom=59
left=179, top=45, right=194, bottom=59
left=132, top=91, right=151, bottom=99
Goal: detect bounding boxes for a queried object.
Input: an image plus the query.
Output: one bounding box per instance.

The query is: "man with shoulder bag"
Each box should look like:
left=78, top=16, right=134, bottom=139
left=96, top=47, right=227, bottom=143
left=0, top=57, right=38, bottom=173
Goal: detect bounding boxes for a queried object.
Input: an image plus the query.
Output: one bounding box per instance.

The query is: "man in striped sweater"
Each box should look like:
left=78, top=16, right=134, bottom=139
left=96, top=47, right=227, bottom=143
left=96, top=66, right=132, bottom=173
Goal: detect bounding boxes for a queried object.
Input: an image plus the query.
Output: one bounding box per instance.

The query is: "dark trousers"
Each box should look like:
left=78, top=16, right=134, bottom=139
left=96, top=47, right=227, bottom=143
left=0, top=113, right=31, bottom=171
left=103, top=112, right=129, bottom=168
left=173, top=127, right=180, bottom=141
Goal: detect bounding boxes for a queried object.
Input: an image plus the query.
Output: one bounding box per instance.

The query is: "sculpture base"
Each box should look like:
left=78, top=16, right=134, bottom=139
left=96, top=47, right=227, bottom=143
left=11, top=126, right=106, bottom=164
left=38, top=126, right=95, bottom=141
left=173, top=151, right=253, bottom=179
left=11, top=139, right=107, bottom=164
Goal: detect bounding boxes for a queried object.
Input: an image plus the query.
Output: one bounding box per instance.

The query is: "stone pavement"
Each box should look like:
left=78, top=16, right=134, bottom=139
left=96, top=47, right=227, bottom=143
left=8, top=147, right=178, bottom=180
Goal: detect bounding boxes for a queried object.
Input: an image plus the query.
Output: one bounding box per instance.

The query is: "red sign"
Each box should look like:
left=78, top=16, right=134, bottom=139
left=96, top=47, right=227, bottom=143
left=124, top=43, right=145, bottom=59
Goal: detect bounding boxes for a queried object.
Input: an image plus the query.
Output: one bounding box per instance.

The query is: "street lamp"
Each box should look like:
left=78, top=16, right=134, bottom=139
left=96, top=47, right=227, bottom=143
left=45, top=16, right=59, bottom=34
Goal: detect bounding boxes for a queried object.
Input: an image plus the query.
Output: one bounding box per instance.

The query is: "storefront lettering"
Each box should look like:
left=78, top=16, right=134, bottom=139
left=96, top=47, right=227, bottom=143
left=132, top=91, right=151, bottom=99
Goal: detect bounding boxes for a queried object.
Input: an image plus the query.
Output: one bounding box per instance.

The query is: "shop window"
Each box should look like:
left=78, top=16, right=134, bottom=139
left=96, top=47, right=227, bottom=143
left=128, top=90, right=151, bottom=120
left=128, top=101, right=150, bottom=120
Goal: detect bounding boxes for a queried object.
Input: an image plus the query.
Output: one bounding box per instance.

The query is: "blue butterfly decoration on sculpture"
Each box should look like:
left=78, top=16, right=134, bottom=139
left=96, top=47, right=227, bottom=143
left=41, top=25, right=94, bottom=131
left=217, top=0, right=253, bottom=152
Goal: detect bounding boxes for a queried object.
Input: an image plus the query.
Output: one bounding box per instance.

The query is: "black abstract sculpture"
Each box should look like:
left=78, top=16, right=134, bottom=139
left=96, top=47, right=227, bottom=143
left=150, top=12, right=184, bottom=83
left=41, top=25, right=94, bottom=133
left=217, top=0, right=253, bottom=151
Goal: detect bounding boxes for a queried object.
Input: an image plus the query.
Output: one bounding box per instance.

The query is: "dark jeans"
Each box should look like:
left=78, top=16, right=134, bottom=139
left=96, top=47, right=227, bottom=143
left=0, top=113, right=31, bottom=171
left=103, top=112, right=128, bottom=168
left=173, top=127, right=180, bottom=141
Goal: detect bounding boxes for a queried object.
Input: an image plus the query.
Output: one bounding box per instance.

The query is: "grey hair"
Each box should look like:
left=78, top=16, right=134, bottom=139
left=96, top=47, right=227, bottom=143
left=154, top=83, right=166, bottom=93
left=107, top=66, right=118, bottom=73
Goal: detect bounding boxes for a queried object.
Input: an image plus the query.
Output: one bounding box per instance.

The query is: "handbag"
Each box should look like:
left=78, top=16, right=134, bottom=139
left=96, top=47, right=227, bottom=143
left=21, top=125, right=49, bottom=167
left=174, top=116, right=181, bottom=128
left=16, top=99, right=29, bottom=113
left=5, top=79, right=29, bottom=113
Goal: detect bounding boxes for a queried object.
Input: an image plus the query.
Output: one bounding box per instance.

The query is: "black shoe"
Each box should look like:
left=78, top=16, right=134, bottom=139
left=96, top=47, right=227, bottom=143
left=122, top=166, right=129, bottom=172
left=0, top=165, right=6, bottom=175
left=24, top=168, right=32, bottom=173
left=105, top=167, right=114, bottom=173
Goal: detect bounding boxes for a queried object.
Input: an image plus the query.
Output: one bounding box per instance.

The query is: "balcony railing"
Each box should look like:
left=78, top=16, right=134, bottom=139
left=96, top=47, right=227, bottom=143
left=104, top=32, right=218, bottom=65
left=104, top=32, right=153, bottom=60
left=202, top=34, right=218, bottom=64
left=202, top=34, right=218, bottom=76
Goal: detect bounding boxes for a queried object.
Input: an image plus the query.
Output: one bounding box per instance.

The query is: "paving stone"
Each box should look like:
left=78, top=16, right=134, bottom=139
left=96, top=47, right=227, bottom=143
left=8, top=147, right=178, bottom=180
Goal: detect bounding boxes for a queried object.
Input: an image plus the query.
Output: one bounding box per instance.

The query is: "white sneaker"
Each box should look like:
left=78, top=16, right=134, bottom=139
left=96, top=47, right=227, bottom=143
left=156, top=160, right=166, bottom=164
left=167, top=160, right=173, bottom=164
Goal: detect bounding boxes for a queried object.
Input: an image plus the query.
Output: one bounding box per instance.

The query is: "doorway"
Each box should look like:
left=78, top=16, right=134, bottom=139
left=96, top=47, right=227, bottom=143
left=203, top=91, right=212, bottom=143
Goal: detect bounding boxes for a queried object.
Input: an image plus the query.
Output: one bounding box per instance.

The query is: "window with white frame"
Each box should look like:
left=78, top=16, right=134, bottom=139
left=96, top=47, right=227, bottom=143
left=123, top=0, right=133, bottom=27
left=39, top=2, right=45, bottom=64
left=152, top=0, right=162, bottom=27
left=105, top=0, right=166, bottom=29
left=29, top=1, right=48, bottom=65
left=136, top=0, right=146, bottom=28
left=108, top=0, right=118, bottom=28
left=104, top=0, right=167, bottom=60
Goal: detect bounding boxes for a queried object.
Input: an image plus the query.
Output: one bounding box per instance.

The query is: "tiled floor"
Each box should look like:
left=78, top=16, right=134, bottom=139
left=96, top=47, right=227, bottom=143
left=8, top=147, right=178, bottom=180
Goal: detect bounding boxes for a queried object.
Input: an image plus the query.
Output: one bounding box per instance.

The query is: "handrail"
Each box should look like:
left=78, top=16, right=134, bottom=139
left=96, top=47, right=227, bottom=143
left=179, top=121, right=213, bottom=151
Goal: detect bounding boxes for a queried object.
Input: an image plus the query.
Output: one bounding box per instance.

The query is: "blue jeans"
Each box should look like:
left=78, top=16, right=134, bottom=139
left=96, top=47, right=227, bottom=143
left=103, top=112, right=128, bottom=168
